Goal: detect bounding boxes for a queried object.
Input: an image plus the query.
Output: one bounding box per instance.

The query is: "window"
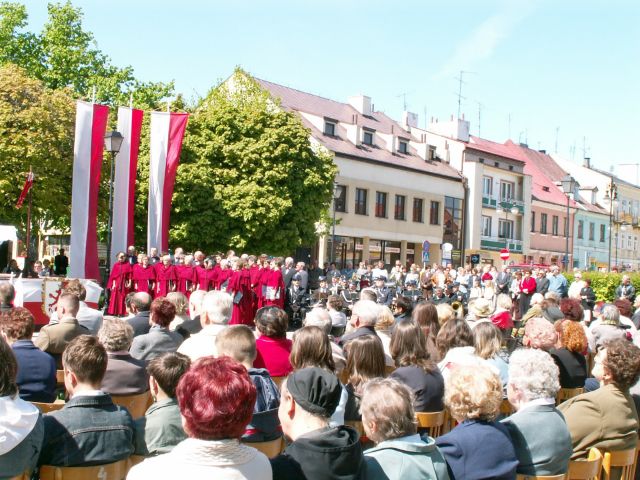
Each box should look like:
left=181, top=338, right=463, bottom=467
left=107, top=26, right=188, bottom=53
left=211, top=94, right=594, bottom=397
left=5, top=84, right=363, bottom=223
left=589, top=222, right=595, bottom=241
left=552, top=215, right=559, bottom=236
left=355, top=188, right=367, bottom=215
left=395, top=195, right=406, bottom=220
left=429, top=201, right=440, bottom=225
left=334, top=185, right=347, bottom=213
left=482, top=216, right=492, bottom=236
left=444, top=197, right=464, bottom=253
left=482, top=176, right=493, bottom=196
left=428, top=146, right=437, bottom=161
left=627, top=235, right=633, bottom=249
left=531, top=211, right=536, bottom=232
left=540, top=213, right=548, bottom=234
left=577, top=220, right=584, bottom=239
left=413, top=198, right=424, bottom=223
left=600, top=224, right=606, bottom=242
left=363, top=130, right=374, bottom=146
left=375, top=191, right=387, bottom=218
left=499, top=219, right=514, bottom=239
left=500, top=181, right=514, bottom=201
left=324, top=121, right=336, bottom=136
left=398, top=140, right=408, bottom=154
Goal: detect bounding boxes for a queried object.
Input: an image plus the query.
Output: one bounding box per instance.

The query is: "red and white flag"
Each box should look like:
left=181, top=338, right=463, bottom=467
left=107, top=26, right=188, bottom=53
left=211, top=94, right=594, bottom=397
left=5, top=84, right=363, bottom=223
left=69, top=100, right=109, bottom=280
left=147, top=111, right=189, bottom=253
left=111, top=107, right=143, bottom=263
left=15, top=171, right=34, bottom=209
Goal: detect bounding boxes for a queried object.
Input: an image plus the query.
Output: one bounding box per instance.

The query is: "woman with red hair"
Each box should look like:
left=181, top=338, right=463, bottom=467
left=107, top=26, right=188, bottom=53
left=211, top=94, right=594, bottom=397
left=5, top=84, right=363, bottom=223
left=128, top=356, right=271, bottom=479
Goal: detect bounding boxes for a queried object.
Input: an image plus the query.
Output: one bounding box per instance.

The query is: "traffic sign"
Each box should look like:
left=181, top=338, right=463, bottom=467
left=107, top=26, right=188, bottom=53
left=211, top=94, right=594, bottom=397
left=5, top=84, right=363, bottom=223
left=470, top=254, right=480, bottom=264
left=500, top=249, right=510, bottom=261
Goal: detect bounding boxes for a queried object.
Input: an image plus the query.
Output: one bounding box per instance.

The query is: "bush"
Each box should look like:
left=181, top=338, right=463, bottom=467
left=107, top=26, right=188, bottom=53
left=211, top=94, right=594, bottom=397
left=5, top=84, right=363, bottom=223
left=564, top=272, right=640, bottom=302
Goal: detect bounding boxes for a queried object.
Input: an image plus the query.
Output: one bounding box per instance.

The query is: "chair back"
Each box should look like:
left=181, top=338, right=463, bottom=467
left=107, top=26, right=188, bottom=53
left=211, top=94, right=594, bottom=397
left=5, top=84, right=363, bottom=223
left=568, top=447, right=603, bottom=480
left=127, top=455, right=145, bottom=470
left=9, top=472, right=30, bottom=480
left=516, top=475, right=567, bottom=480
left=271, top=376, right=287, bottom=389
left=31, top=401, right=65, bottom=413
left=242, top=437, right=284, bottom=458
left=39, top=459, right=129, bottom=480
left=56, top=370, right=65, bottom=385
left=556, top=387, right=584, bottom=404
left=415, top=410, right=446, bottom=438
left=384, top=365, right=396, bottom=376
left=601, top=446, right=638, bottom=480
left=111, top=391, right=152, bottom=419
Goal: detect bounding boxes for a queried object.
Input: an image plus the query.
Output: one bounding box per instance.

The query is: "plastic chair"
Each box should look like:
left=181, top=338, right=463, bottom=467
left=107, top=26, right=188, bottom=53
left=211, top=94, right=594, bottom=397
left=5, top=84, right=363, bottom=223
left=556, top=387, right=584, bottom=404
left=568, top=447, right=603, bottom=480
left=601, top=446, right=638, bottom=480
left=39, top=459, right=129, bottom=480
left=516, top=475, right=567, bottom=480
left=111, top=391, right=152, bottom=419
left=9, top=472, right=30, bottom=480
left=56, top=370, right=65, bottom=385
left=31, top=401, right=65, bottom=413
left=415, top=410, right=446, bottom=438
left=243, top=437, right=285, bottom=458
left=127, top=455, right=145, bottom=470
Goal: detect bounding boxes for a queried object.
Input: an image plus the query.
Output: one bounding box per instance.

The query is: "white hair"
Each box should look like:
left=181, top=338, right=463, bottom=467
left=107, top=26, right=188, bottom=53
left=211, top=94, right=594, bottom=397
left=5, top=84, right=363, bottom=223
left=303, top=308, right=332, bottom=335
left=201, top=290, right=233, bottom=325
left=352, top=300, right=380, bottom=327
left=530, top=293, right=544, bottom=306
left=188, top=290, right=207, bottom=319
left=508, top=348, right=560, bottom=400
left=285, top=256, right=294, bottom=267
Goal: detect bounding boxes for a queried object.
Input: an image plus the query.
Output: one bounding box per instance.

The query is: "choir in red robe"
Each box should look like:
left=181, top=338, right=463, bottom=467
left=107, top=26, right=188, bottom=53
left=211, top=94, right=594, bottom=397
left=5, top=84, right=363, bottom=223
left=107, top=254, right=132, bottom=316
left=154, top=257, right=176, bottom=297
left=227, top=260, right=254, bottom=326
left=263, top=260, right=285, bottom=308
left=175, top=260, right=195, bottom=297
left=132, top=257, right=155, bottom=294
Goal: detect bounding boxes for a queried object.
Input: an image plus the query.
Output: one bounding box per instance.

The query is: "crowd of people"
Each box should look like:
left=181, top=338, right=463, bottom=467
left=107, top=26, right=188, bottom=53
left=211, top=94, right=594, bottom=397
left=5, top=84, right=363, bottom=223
left=1, top=250, right=640, bottom=479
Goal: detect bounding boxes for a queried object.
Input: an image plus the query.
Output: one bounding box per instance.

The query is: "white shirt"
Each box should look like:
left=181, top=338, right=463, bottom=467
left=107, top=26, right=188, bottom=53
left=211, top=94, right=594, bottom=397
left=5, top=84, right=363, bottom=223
left=177, top=324, right=227, bottom=361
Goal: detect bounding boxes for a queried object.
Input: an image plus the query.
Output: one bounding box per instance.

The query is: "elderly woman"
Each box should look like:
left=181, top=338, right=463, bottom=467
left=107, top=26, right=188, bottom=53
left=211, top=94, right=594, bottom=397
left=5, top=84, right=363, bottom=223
left=99, top=317, right=149, bottom=394
left=128, top=356, right=271, bottom=479
left=0, top=336, right=44, bottom=477
left=550, top=320, right=588, bottom=388
left=130, top=298, right=184, bottom=362
left=167, top=292, right=189, bottom=331
left=253, top=306, right=293, bottom=377
left=523, top=317, right=557, bottom=351
left=588, top=304, right=630, bottom=352
left=362, top=378, right=450, bottom=480
left=502, top=349, right=572, bottom=476
left=558, top=339, right=640, bottom=459
left=490, top=294, right=514, bottom=333
left=435, top=362, right=518, bottom=479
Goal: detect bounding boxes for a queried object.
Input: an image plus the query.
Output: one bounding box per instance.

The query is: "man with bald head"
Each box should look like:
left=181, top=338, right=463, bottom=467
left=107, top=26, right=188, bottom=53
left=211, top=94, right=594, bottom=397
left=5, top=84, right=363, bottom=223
left=0, top=282, right=15, bottom=313
left=127, top=292, right=153, bottom=337
left=35, top=293, right=90, bottom=367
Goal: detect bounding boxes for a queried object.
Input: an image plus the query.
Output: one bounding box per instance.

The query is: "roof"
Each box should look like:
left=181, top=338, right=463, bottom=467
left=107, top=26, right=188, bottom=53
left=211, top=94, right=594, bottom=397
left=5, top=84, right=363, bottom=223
left=467, top=136, right=526, bottom=163
left=255, top=78, right=463, bottom=180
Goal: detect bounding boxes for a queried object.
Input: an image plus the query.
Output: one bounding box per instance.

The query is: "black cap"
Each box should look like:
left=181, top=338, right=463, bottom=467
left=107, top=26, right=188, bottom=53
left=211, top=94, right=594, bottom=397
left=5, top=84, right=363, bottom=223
left=292, top=274, right=301, bottom=281
left=286, top=367, right=341, bottom=417
left=319, top=276, right=327, bottom=282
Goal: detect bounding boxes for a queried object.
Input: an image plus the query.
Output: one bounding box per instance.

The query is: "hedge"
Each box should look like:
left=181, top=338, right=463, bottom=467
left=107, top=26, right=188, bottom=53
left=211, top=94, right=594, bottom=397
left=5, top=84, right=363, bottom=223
left=563, top=272, right=640, bottom=302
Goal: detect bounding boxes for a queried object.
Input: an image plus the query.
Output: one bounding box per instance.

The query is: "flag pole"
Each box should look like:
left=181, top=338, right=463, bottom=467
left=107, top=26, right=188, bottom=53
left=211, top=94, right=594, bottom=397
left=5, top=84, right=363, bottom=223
left=26, top=166, right=32, bottom=261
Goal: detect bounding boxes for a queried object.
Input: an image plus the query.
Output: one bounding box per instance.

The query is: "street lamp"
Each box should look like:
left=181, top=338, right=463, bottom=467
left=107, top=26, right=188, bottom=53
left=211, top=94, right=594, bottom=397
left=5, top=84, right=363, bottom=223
left=603, top=180, right=618, bottom=271
left=331, top=182, right=340, bottom=264
left=560, top=175, right=577, bottom=271
left=103, top=130, right=124, bottom=284
left=496, top=199, right=520, bottom=253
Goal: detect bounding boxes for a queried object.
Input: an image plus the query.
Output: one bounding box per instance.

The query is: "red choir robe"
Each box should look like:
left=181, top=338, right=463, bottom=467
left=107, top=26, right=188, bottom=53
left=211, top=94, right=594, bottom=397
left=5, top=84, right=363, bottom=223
left=205, top=267, right=219, bottom=291
left=249, top=264, right=261, bottom=315
left=132, top=264, right=156, bottom=295
left=155, top=264, right=177, bottom=297
left=227, top=268, right=253, bottom=326
left=107, top=261, right=132, bottom=316
left=264, top=268, right=285, bottom=308
left=175, top=265, right=195, bottom=297
left=256, top=266, right=271, bottom=308
left=194, top=265, right=208, bottom=290
left=217, top=268, right=232, bottom=291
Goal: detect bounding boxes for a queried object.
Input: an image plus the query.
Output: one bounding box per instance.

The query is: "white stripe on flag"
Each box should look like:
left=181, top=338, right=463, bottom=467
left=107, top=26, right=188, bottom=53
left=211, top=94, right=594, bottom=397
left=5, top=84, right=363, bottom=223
left=112, top=107, right=133, bottom=263
left=148, top=112, right=171, bottom=253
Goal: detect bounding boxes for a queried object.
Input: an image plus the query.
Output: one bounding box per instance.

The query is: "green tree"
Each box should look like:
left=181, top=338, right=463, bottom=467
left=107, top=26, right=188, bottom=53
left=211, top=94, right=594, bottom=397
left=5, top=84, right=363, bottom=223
left=0, top=63, right=75, bottom=231
left=136, top=69, right=337, bottom=254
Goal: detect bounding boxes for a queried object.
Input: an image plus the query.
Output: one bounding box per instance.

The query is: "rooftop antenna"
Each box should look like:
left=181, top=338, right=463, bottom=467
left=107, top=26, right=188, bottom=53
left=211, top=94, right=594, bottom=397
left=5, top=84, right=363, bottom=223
left=454, top=70, right=476, bottom=119
left=395, top=91, right=414, bottom=111
left=582, top=136, right=588, bottom=159
left=476, top=101, right=483, bottom=137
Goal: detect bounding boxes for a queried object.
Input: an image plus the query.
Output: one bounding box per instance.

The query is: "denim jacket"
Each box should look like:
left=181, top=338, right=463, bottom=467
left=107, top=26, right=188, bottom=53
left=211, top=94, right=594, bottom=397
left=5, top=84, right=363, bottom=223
left=39, top=393, right=135, bottom=466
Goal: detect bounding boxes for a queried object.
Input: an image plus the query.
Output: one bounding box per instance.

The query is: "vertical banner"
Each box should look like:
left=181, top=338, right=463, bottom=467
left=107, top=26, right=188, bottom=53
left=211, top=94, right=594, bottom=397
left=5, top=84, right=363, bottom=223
left=69, top=101, right=109, bottom=280
left=111, top=107, right=144, bottom=263
left=147, top=112, right=189, bottom=253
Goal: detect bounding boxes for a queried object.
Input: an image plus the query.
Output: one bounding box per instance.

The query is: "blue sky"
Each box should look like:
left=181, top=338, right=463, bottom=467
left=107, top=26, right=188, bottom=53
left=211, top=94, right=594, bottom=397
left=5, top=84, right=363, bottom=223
left=20, top=0, right=640, bottom=178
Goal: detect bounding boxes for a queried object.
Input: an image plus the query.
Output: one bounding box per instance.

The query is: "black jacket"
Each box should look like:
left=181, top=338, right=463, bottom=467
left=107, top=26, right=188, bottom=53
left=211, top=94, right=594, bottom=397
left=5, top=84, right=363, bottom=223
left=271, top=426, right=364, bottom=480
left=127, top=311, right=151, bottom=337
left=176, top=316, right=202, bottom=339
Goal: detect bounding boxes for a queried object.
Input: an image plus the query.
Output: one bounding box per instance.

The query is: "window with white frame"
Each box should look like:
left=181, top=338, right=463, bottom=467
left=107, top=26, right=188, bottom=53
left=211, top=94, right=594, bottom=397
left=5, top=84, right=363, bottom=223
left=482, top=216, right=492, bottom=236
left=398, top=140, right=408, bottom=154
left=324, top=121, right=336, bottom=136
left=500, top=181, right=514, bottom=201
left=362, top=130, right=374, bottom=146
left=498, top=219, right=514, bottom=239
left=628, top=235, right=633, bottom=249
left=483, top=176, right=493, bottom=196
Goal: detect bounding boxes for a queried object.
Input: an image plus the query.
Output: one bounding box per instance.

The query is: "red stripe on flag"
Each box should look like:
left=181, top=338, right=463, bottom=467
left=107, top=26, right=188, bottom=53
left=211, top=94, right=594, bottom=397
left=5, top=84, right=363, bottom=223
left=127, top=109, right=144, bottom=246
left=15, top=172, right=34, bottom=209
left=160, top=113, right=189, bottom=252
left=85, top=104, right=109, bottom=281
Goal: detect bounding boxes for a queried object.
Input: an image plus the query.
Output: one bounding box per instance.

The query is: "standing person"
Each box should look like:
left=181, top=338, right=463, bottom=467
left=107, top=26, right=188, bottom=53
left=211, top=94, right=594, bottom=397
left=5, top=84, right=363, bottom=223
left=126, top=246, right=138, bottom=265
left=547, top=266, right=568, bottom=298
left=132, top=254, right=156, bottom=296
left=295, top=262, right=309, bottom=292
left=53, top=248, right=69, bottom=276
left=148, top=247, right=161, bottom=265
left=193, top=257, right=208, bottom=291
left=535, top=270, right=550, bottom=295
left=616, top=275, right=636, bottom=303
left=281, top=257, right=296, bottom=288
left=510, top=271, right=523, bottom=320
left=568, top=272, right=586, bottom=300
left=580, top=279, right=596, bottom=315
left=495, top=266, right=512, bottom=296
left=519, top=270, right=536, bottom=319
left=217, top=259, right=232, bottom=291
left=227, top=257, right=253, bottom=326
left=253, top=307, right=292, bottom=377
left=155, top=255, right=177, bottom=297
left=264, top=259, right=285, bottom=308
left=107, top=252, right=132, bottom=316
left=174, top=255, right=195, bottom=297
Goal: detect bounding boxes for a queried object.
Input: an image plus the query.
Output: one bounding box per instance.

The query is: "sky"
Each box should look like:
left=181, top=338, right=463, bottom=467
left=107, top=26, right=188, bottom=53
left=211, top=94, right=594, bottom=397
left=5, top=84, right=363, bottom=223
left=19, top=0, right=640, bottom=180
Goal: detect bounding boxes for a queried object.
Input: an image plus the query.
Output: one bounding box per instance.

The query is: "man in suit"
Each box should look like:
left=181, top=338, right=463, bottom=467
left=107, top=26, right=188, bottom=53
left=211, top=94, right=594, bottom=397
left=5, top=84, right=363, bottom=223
left=176, top=289, right=205, bottom=339
left=295, top=262, right=309, bottom=292
left=502, top=349, right=572, bottom=476
left=535, top=269, right=550, bottom=295
left=495, top=266, right=512, bottom=295
left=281, top=257, right=296, bottom=288
left=53, top=248, right=69, bottom=276
left=339, top=300, right=380, bottom=347
left=35, top=293, right=90, bottom=367
left=48, top=279, right=103, bottom=334
left=127, top=292, right=153, bottom=337
left=372, top=276, right=392, bottom=306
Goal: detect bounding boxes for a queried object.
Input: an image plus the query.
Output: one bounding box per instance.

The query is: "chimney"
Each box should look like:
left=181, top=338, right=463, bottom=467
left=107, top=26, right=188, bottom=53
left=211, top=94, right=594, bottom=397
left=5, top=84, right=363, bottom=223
left=348, top=95, right=372, bottom=116
left=402, top=111, right=418, bottom=129
left=539, top=149, right=546, bottom=154
left=583, top=157, right=591, bottom=168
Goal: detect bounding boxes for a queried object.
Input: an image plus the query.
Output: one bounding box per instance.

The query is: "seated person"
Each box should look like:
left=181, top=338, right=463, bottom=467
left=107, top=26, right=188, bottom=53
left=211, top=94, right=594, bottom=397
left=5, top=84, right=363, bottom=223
left=131, top=298, right=184, bottom=362
left=38, top=335, right=135, bottom=466
left=98, top=317, right=149, bottom=395
left=215, top=325, right=281, bottom=442
left=558, top=338, right=640, bottom=459
left=128, top=356, right=271, bottom=479
left=0, top=336, right=44, bottom=478
left=127, top=292, right=153, bottom=337
left=0, top=307, right=56, bottom=402
left=253, top=306, right=293, bottom=377
left=502, top=349, right=572, bottom=476
left=270, top=368, right=365, bottom=480
left=135, top=352, right=191, bottom=456
left=550, top=319, right=588, bottom=388
left=177, top=291, right=231, bottom=360
left=34, top=293, right=90, bottom=367
left=48, top=280, right=103, bottom=334
left=362, top=378, right=449, bottom=480
left=436, top=362, right=518, bottom=480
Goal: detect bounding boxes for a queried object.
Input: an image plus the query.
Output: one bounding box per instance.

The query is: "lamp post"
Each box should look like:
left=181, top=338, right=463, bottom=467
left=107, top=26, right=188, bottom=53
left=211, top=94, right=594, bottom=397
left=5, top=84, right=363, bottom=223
left=560, top=175, right=577, bottom=271
left=103, top=131, right=124, bottom=284
left=603, top=180, right=618, bottom=272
left=331, top=182, right=340, bottom=264
left=496, top=199, right=519, bottom=253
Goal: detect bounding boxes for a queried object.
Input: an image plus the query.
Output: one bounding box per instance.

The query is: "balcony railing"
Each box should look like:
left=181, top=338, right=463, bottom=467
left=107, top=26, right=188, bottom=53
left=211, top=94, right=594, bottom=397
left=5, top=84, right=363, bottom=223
left=482, top=196, right=525, bottom=214
left=481, top=235, right=523, bottom=253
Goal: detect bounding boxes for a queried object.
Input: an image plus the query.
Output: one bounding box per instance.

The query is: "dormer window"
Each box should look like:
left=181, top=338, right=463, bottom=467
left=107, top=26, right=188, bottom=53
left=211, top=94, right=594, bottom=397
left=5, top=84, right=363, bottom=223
left=428, top=145, right=437, bottom=161
left=324, top=121, right=336, bottom=136
left=398, top=140, right=408, bottom=154
left=542, top=186, right=550, bottom=192
left=363, top=129, right=374, bottom=146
